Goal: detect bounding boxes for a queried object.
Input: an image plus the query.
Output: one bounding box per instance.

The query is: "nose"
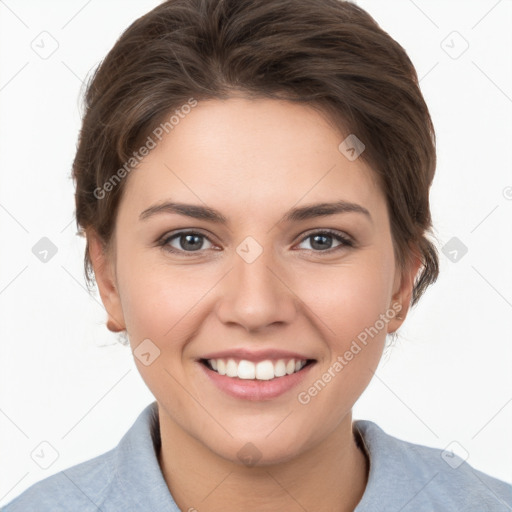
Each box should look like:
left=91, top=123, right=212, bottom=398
left=215, top=242, right=298, bottom=333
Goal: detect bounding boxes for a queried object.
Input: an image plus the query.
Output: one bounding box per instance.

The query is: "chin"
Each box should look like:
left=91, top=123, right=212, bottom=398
left=210, top=430, right=310, bottom=468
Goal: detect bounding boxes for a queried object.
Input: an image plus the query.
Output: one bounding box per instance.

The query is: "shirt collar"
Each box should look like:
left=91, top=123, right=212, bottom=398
left=114, top=401, right=180, bottom=511
left=353, top=419, right=420, bottom=510
left=113, top=402, right=393, bottom=511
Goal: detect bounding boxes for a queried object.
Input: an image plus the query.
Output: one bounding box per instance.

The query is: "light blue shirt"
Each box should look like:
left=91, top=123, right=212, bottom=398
left=2, top=401, right=511, bottom=511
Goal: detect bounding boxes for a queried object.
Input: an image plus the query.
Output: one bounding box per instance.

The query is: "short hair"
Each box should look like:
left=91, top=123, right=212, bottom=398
left=72, top=0, right=439, bottom=306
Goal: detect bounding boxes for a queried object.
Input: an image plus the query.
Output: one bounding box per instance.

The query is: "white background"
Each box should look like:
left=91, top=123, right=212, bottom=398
left=0, top=0, right=511, bottom=506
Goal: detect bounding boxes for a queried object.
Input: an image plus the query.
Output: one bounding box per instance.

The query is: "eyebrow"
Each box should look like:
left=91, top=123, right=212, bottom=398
left=139, top=200, right=372, bottom=224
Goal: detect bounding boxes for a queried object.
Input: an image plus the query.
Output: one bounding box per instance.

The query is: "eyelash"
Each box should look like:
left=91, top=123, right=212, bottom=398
left=157, top=229, right=355, bottom=256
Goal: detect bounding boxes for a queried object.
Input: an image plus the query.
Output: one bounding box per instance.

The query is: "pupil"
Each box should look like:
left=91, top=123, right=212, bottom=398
left=311, top=234, right=331, bottom=250
left=182, top=234, right=202, bottom=251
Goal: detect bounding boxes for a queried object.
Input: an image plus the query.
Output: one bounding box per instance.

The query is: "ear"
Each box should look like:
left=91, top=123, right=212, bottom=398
left=387, top=245, right=423, bottom=334
left=87, top=229, right=126, bottom=333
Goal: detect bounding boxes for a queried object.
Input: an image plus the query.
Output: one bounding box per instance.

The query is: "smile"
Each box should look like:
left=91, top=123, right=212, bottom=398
left=202, top=358, right=313, bottom=380
left=198, top=357, right=317, bottom=401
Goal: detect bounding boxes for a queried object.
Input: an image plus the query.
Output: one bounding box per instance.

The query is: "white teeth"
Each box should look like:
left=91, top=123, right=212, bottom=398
left=238, top=360, right=255, bottom=380
left=217, top=359, right=226, bottom=375
left=226, top=358, right=238, bottom=377
left=205, top=358, right=308, bottom=380
left=255, top=360, right=274, bottom=380
left=274, top=359, right=287, bottom=377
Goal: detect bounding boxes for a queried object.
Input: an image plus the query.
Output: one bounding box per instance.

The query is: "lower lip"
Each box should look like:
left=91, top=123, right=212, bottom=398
left=198, top=361, right=316, bottom=401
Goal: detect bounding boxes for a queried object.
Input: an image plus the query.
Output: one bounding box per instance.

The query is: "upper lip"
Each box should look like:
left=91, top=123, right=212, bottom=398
left=199, top=348, right=315, bottom=363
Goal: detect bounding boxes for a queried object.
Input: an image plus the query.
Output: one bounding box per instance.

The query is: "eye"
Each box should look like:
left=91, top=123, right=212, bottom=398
left=296, top=230, right=354, bottom=253
left=159, top=231, right=215, bottom=254
left=158, top=229, right=354, bottom=256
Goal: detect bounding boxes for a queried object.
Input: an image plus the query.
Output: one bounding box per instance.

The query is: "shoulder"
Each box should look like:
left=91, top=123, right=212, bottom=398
left=1, top=448, right=123, bottom=512
left=1, top=402, right=174, bottom=512
left=354, top=419, right=512, bottom=512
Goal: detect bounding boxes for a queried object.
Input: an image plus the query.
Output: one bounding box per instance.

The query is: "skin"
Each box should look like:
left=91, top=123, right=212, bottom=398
left=89, top=96, right=421, bottom=512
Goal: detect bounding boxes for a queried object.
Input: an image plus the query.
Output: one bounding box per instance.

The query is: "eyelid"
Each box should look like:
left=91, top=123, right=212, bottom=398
left=296, top=227, right=354, bottom=245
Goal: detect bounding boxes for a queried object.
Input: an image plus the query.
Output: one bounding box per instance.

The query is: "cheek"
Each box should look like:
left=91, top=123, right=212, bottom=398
left=120, top=273, right=200, bottom=353
left=293, top=250, right=395, bottom=348
left=115, top=238, right=204, bottom=340
left=289, top=247, right=395, bottom=405
left=117, top=264, right=201, bottom=416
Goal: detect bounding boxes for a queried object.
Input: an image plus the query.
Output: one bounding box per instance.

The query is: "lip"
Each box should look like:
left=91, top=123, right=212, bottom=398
left=199, top=348, right=313, bottom=363
left=198, top=359, right=316, bottom=401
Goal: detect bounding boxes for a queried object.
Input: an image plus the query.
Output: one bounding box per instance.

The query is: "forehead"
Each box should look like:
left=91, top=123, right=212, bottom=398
left=121, top=97, right=384, bottom=220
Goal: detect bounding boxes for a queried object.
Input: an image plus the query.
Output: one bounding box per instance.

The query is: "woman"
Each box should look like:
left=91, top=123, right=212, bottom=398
left=3, top=0, right=511, bottom=510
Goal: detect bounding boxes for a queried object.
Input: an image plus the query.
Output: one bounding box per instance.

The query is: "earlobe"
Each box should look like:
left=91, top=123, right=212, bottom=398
left=87, top=229, right=126, bottom=333
left=387, top=247, right=423, bottom=333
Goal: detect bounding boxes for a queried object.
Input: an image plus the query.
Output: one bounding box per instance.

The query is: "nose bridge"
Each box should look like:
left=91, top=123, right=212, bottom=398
left=216, top=237, right=297, bottom=331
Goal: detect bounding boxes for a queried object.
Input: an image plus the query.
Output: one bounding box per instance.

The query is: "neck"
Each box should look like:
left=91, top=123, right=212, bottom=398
left=157, top=406, right=369, bottom=512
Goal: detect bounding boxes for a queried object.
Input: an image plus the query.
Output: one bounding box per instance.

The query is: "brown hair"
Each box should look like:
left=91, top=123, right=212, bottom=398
left=72, top=0, right=439, bottom=307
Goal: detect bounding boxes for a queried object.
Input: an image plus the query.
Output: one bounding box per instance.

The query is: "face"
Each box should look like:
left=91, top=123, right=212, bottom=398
left=90, top=97, right=418, bottom=466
